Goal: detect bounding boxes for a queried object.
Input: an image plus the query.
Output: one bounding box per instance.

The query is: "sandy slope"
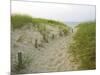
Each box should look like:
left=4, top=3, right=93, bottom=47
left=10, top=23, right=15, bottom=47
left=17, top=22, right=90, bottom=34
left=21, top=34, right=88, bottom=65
left=11, top=25, right=79, bottom=73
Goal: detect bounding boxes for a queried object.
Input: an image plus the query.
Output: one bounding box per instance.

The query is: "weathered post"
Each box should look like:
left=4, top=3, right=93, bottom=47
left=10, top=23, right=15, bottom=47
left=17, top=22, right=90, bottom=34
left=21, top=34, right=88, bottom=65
left=72, top=28, right=73, bottom=33
left=18, top=52, right=23, bottom=70
left=43, top=33, right=48, bottom=43
left=35, top=39, right=38, bottom=48
left=52, top=34, right=55, bottom=39
left=59, top=31, right=63, bottom=36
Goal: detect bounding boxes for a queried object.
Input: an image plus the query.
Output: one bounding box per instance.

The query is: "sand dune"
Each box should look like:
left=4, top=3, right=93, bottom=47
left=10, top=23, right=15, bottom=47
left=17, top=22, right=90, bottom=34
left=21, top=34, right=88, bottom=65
left=11, top=24, right=79, bottom=74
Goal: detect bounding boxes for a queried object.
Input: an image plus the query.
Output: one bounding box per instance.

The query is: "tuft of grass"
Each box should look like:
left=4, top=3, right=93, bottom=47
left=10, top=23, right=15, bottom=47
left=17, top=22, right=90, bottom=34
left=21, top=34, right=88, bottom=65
left=11, top=14, right=69, bottom=34
left=12, top=53, right=32, bottom=74
left=69, top=22, right=96, bottom=70
left=11, top=14, right=33, bottom=29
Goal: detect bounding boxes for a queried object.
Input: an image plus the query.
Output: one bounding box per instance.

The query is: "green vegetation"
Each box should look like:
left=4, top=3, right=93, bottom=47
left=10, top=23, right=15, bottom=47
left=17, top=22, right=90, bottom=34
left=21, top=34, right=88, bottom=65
left=69, top=22, right=96, bottom=70
left=11, top=14, right=68, bottom=33
left=13, top=53, right=32, bottom=74
left=11, top=14, right=33, bottom=29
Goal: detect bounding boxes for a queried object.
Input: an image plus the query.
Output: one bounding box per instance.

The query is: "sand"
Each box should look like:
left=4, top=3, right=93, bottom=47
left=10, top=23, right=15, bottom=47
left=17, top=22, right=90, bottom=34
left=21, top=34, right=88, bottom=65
left=11, top=24, right=79, bottom=73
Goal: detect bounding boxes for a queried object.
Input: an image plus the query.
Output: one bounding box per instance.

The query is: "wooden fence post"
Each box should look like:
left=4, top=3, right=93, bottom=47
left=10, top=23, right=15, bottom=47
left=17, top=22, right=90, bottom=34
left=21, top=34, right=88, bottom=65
left=35, top=39, right=38, bottom=48
left=52, top=34, right=55, bottom=39
left=59, top=31, right=63, bottom=36
left=72, top=28, right=73, bottom=33
left=18, top=52, right=23, bottom=70
left=43, top=34, right=48, bottom=43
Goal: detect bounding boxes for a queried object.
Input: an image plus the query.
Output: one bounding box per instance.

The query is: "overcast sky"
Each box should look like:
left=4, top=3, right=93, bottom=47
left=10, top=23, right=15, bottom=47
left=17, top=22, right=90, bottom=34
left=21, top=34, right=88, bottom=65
left=11, top=1, right=96, bottom=22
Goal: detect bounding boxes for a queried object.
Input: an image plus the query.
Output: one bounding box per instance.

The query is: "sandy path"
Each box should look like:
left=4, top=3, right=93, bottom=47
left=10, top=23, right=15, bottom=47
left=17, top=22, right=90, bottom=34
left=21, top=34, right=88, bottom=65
left=20, top=28, right=79, bottom=73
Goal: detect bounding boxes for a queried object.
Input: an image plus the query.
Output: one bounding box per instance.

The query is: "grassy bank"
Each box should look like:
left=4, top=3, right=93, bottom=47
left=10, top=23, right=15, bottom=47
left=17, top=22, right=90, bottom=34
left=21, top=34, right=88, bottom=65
left=69, top=22, right=96, bottom=70
left=11, top=14, right=69, bottom=73
left=11, top=14, right=68, bottom=33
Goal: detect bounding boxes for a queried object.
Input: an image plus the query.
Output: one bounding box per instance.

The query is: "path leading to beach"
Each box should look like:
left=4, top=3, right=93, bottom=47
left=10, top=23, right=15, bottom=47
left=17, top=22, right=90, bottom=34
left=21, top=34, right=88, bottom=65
left=19, top=27, right=79, bottom=73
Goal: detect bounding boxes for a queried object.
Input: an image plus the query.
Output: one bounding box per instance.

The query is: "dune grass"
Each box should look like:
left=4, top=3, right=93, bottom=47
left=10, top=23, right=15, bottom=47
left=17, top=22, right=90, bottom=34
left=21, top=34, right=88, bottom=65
left=69, top=22, right=96, bottom=70
left=11, top=14, right=33, bottom=29
left=11, top=14, right=68, bottom=33
left=11, top=14, right=69, bottom=73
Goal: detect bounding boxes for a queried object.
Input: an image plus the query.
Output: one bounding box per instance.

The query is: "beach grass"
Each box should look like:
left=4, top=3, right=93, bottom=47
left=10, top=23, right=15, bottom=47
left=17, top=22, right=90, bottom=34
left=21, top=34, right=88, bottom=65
left=69, top=22, right=96, bottom=70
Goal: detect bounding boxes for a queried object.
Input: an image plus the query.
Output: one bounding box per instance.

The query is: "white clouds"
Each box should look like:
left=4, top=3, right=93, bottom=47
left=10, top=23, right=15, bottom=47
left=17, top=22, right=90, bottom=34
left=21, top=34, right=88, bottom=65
left=11, top=1, right=96, bottom=22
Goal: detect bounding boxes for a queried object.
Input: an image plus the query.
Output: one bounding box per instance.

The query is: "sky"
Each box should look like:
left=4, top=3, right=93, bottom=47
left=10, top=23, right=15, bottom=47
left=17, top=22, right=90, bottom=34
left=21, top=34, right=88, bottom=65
left=11, top=1, right=96, bottom=22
